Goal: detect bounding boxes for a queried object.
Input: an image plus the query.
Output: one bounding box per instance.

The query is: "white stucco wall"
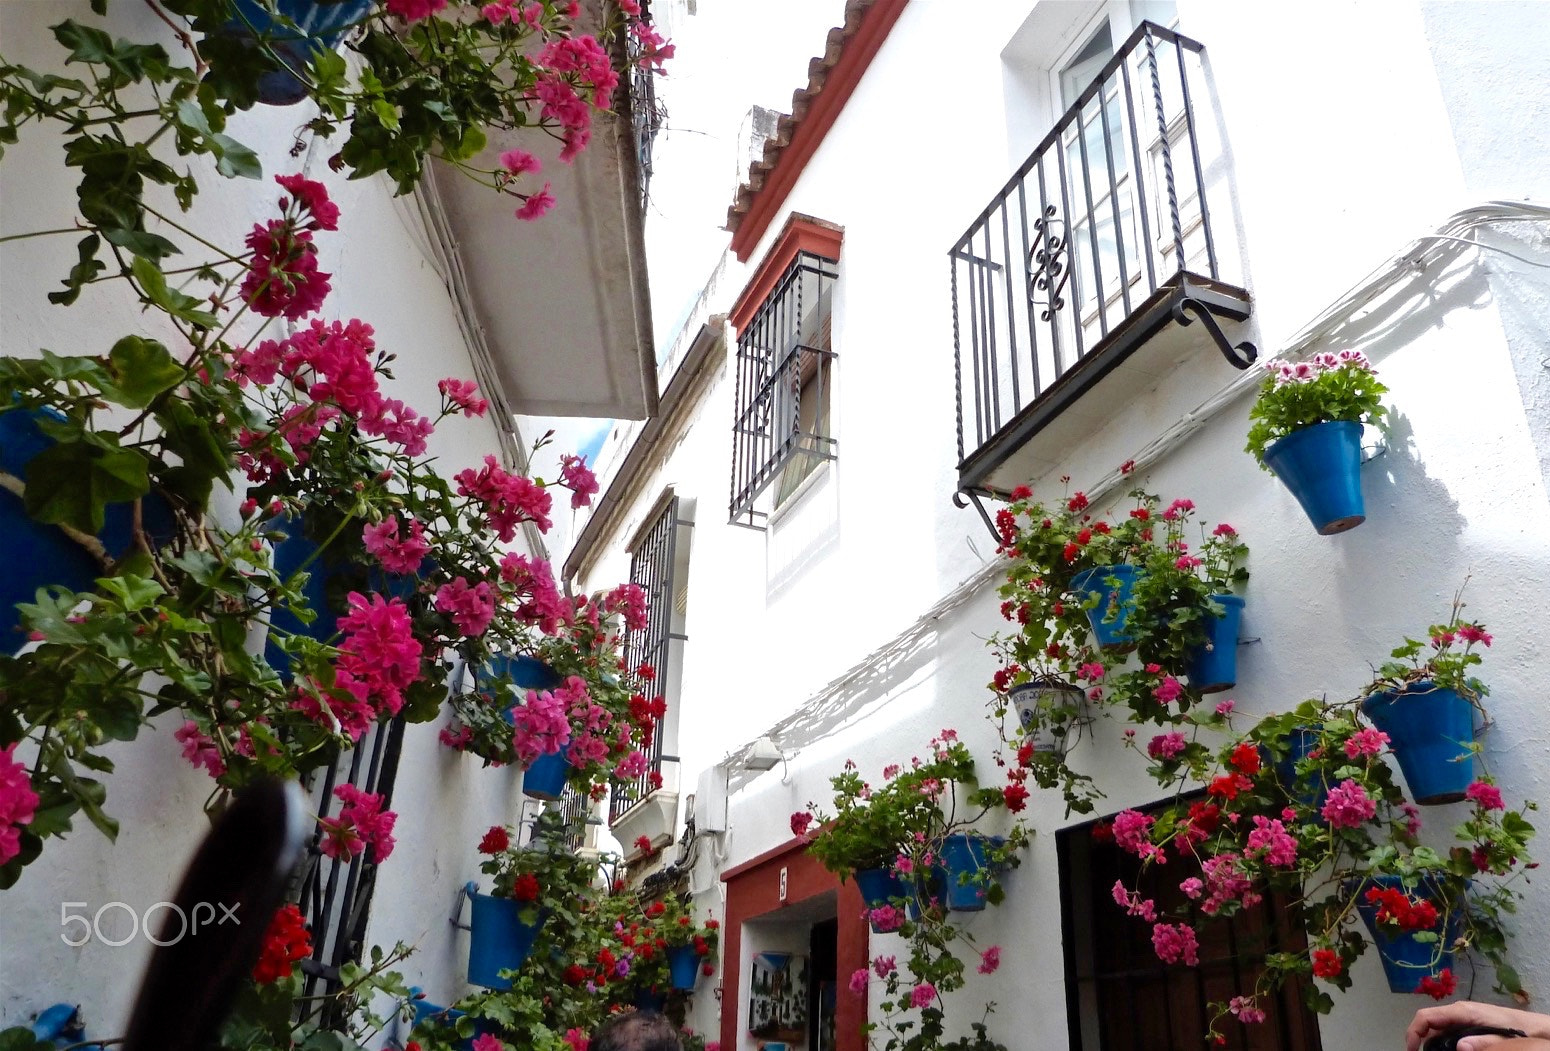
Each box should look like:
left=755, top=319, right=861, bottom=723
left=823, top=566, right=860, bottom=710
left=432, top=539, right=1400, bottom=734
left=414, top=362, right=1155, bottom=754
left=0, top=0, right=557, bottom=1031
left=568, top=1, right=1550, bottom=1048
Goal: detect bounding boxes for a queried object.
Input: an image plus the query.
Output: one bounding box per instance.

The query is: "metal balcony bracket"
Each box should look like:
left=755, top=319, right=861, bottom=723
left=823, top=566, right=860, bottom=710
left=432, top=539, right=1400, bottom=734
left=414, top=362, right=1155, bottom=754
left=954, top=488, right=1004, bottom=548
left=1171, top=296, right=1257, bottom=369
left=450, top=880, right=477, bottom=931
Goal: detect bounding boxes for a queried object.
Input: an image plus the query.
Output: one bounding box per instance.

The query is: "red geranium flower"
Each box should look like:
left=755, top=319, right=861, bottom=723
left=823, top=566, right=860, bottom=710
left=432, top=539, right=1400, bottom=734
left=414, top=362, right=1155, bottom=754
left=252, top=903, right=312, bottom=984
left=1229, top=742, right=1261, bottom=776
left=1311, top=948, right=1342, bottom=979
left=1417, top=968, right=1457, bottom=1000
left=511, top=872, right=541, bottom=902
left=478, top=826, right=510, bottom=854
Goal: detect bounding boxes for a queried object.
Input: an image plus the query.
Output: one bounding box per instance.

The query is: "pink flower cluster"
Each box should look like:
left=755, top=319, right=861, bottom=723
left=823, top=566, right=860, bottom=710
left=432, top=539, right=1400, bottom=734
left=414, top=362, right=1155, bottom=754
left=241, top=175, right=337, bottom=319
left=534, top=35, right=618, bottom=161
left=363, top=516, right=431, bottom=576
left=435, top=577, right=497, bottom=637
left=601, top=582, right=649, bottom=631
left=1343, top=726, right=1389, bottom=759
left=0, top=743, right=40, bottom=866
left=1111, top=880, right=1157, bottom=922
left=1148, top=732, right=1187, bottom=760
left=560, top=454, right=599, bottom=509
left=1266, top=349, right=1373, bottom=388
left=511, top=683, right=573, bottom=765
left=175, top=721, right=225, bottom=779
left=1113, top=809, right=1162, bottom=862
left=500, top=554, right=571, bottom=633
left=438, top=377, right=489, bottom=418
left=1466, top=780, right=1505, bottom=811
left=1228, top=996, right=1266, bottom=1024
left=295, top=593, right=423, bottom=741
left=319, top=784, right=397, bottom=863
left=455, top=455, right=554, bottom=541
left=385, top=0, right=446, bottom=21
left=1150, top=922, right=1199, bottom=966
left=1320, top=778, right=1376, bottom=829
left=1245, top=815, right=1298, bottom=867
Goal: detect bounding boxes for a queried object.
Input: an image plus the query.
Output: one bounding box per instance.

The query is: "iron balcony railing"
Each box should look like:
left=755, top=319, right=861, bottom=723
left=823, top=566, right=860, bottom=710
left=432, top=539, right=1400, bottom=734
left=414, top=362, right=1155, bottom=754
left=729, top=251, right=838, bottom=528
left=951, top=23, right=1240, bottom=491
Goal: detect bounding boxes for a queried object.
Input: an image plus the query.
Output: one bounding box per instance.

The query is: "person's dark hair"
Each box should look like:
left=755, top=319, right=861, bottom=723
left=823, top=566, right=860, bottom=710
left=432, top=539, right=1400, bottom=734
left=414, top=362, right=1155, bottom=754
left=589, top=1010, right=682, bottom=1051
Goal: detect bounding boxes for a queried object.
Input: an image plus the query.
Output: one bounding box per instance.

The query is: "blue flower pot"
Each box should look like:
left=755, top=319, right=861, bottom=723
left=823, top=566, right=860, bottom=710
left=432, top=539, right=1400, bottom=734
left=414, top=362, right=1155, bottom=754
left=467, top=891, right=545, bottom=990
left=1263, top=420, right=1366, bottom=535
left=854, top=867, right=906, bottom=908
left=1353, top=875, right=1461, bottom=993
left=263, top=512, right=361, bottom=677
left=0, top=407, right=174, bottom=653
left=905, top=868, right=947, bottom=921
left=1272, top=726, right=1329, bottom=815
left=522, top=743, right=572, bottom=801
left=224, top=0, right=375, bottom=106
left=667, top=943, right=702, bottom=990
left=1070, top=564, right=1140, bottom=651
left=482, top=655, right=564, bottom=724
left=1361, top=681, right=1475, bottom=804
left=635, top=990, right=667, bottom=1012
left=408, top=994, right=487, bottom=1051
left=940, top=834, right=992, bottom=912
left=1187, top=594, right=1244, bottom=694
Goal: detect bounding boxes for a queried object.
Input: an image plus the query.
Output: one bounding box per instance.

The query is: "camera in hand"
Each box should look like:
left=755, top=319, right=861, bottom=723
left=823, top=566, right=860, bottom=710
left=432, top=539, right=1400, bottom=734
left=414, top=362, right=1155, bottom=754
left=1423, top=1026, right=1529, bottom=1051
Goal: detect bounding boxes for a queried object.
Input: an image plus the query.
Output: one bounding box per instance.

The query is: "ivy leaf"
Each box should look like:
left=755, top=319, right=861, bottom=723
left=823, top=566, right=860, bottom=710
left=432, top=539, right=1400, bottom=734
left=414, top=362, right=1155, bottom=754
left=106, top=335, right=184, bottom=408
left=24, top=440, right=149, bottom=533
left=47, top=234, right=106, bottom=307
left=96, top=573, right=165, bottom=611
left=130, top=256, right=218, bottom=328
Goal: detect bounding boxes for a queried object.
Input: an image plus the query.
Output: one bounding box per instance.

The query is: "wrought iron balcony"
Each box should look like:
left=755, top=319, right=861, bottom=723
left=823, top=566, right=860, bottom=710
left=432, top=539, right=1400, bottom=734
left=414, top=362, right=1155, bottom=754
left=950, top=22, right=1255, bottom=500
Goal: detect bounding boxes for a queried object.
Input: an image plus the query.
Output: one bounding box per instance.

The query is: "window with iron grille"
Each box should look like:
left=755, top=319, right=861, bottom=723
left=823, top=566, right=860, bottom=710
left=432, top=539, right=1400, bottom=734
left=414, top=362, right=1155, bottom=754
left=729, top=250, right=838, bottom=528
left=1058, top=805, right=1323, bottom=1051
left=610, top=493, right=692, bottom=823
left=559, top=783, right=595, bottom=851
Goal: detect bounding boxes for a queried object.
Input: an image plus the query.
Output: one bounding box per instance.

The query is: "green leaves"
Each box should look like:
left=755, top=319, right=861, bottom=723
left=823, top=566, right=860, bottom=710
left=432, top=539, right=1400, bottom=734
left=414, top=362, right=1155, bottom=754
left=130, top=257, right=218, bottom=328
left=107, top=335, right=184, bottom=408
left=48, top=234, right=106, bottom=307
left=172, top=98, right=262, bottom=180
left=52, top=21, right=169, bottom=88
left=24, top=439, right=149, bottom=533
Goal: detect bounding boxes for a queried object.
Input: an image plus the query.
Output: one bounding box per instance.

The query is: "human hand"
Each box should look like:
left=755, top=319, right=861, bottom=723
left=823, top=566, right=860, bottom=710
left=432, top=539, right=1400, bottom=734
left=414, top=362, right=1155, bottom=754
left=1407, top=1003, right=1550, bottom=1051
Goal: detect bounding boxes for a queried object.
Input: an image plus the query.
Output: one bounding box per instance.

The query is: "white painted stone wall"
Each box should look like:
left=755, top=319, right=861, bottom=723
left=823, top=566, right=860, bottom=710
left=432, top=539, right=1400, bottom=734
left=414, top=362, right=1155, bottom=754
left=0, top=0, right=557, bottom=1032
left=569, top=1, right=1550, bottom=1048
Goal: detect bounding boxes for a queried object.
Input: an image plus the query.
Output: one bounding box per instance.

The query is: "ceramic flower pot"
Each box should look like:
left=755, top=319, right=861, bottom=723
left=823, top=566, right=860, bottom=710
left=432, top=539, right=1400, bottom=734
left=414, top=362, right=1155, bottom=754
left=854, top=867, right=906, bottom=908
left=522, top=743, right=572, bottom=801
left=263, top=511, right=363, bottom=676
left=1008, top=680, right=1089, bottom=757
left=1352, top=875, right=1462, bottom=994
left=1069, top=564, right=1140, bottom=651
left=635, top=989, right=667, bottom=1012
left=408, top=994, right=488, bottom=1051
left=1262, top=420, right=1366, bottom=535
left=1187, top=594, right=1245, bottom=694
left=667, top=943, right=702, bottom=990
left=940, top=833, right=993, bottom=912
left=221, top=0, right=375, bottom=106
left=467, top=891, right=546, bottom=990
left=1360, top=681, right=1475, bottom=804
left=0, top=407, right=174, bottom=653
left=482, top=654, right=565, bottom=723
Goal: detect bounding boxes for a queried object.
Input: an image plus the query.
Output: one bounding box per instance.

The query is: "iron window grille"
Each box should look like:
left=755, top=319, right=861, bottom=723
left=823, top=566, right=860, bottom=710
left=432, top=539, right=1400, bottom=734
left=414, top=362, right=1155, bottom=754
left=729, top=250, right=839, bottom=529
left=290, top=715, right=407, bottom=1024
left=610, top=493, right=691, bottom=823
left=558, top=784, right=596, bottom=851
left=950, top=23, right=1250, bottom=495
left=626, top=2, right=666, bottom=208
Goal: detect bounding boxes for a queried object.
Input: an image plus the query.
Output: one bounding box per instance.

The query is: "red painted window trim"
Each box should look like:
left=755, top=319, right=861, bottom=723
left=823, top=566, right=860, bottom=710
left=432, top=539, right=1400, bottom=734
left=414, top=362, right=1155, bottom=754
left=720, top=840, right=868, bottom=1051
left=728, top=216, right=843, bottom=336
left=727, top=0, right=908, bottom=263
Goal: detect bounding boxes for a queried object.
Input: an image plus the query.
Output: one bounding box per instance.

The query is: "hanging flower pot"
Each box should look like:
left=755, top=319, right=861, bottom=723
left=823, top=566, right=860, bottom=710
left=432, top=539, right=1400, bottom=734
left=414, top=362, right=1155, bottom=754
left=904, top=867, right=947, bottom=922
left=667, top=943, right=702, bottom=990
left=853, top=867, right=907, bottom=932
left=1272, top=725, right=1329, bottom=814
left=481, top=654, right=564, bottom=722
left=1069, top=564, right=1141, bottom=651
left=467, top=890, right=546, bottom=990
left=1353, top=875, right=1462, bottom=994
left=1187, top=594, right=1245, bottom=694
left=1008, top=679, right=1089, bottom=758
left=635, top=989, right=667, bottom=1012
left=522, top=743, right=572, bottom=801
left=408, top=994, right=488, bottom=1051
left=1262, top=420, right=1366, bottom=535
left=939, top=833, right=995, bottom=912
left=0, top=407, right=175, bottom=652
left=263, top=511, right=363, bottom=676
left=1361, top=681, right=1475, bottom=804
left=218, top=0, right=375, bottom=106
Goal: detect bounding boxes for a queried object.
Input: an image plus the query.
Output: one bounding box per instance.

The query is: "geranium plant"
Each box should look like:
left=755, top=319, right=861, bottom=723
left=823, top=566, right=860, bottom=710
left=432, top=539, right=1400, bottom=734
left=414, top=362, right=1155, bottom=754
left=1245, top=351, right=1388, bottom=467
left=1367, top=601, right=1492, bottom=703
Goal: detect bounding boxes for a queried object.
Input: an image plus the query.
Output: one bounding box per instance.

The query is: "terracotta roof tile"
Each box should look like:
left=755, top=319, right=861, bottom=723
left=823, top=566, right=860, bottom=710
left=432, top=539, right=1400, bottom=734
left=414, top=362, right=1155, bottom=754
left=723, top=0, right=875, bottom=236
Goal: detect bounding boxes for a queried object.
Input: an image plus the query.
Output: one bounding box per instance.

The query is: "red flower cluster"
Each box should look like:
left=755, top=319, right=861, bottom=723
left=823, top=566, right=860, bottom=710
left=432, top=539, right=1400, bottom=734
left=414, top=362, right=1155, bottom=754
left=479, top=826, right=510, bottom=854
left=1310, top=948, right=1342, bottom=979
left=511, top=873, right=542, bottom=902
left=1003, top=783, right=1030, bottom=812
left=1364, top=886, right=1441, bottom=930
left=252, top=903, right=311, bottom=984
left=1417, top=968, right=1457, bottom=1000
left=1228, top=742, right=1261, bottom=776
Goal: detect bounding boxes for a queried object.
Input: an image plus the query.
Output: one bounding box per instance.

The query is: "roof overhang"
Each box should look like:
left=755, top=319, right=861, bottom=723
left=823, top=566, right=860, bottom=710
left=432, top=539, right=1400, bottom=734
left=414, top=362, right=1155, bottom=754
left=430, top=79, right=658, bottom=420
